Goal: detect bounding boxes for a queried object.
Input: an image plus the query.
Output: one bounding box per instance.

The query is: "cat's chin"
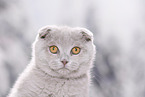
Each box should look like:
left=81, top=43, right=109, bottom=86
left=40, top=65, right=85, bottom=79
left=51, top=67, right=79, bottom=77
left=56, top=68, right=71, bottom=76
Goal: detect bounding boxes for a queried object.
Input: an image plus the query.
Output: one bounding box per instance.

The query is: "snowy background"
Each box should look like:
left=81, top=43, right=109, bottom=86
left=0, top=0, right=145, bottom=97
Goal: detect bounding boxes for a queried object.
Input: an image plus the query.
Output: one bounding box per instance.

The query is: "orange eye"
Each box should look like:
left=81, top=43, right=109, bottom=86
left=71, top=47, right=81, bottom=55
left=49, top=46, right=58, bottom=54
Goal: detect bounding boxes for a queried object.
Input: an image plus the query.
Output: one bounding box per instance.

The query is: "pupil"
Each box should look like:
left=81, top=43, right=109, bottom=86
left=75, top=48, right=77, bottom=51
left=53, top=47, right=55, bottom=50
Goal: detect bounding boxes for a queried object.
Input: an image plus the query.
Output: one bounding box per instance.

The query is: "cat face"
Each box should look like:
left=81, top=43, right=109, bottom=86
left=34, top=25, right=96, bottom=78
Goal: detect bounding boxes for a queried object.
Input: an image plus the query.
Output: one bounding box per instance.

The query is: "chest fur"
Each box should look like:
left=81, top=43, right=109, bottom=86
left=22, top=72, right=88, bottom=97
left=42, top=78, right=87, bottom=96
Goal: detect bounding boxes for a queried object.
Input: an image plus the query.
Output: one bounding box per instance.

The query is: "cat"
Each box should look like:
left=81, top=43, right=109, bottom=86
left=8, top=25, right=96, bottom=97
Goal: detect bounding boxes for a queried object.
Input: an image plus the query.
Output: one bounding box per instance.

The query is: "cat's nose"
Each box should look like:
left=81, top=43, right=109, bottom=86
left=61, top=59, right=68, bottom=66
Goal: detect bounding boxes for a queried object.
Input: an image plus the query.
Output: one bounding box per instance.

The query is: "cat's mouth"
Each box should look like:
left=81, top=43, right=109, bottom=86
left=49, top=61, right=80, bottom=76
left=49, top=65, right=70, bottom=73
left=58, top=67, right=70, bottom=71
left=56, top=68, right=71, bottom=75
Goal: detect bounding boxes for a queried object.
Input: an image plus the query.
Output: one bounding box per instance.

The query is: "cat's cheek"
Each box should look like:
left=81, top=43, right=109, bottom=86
left=66, top=63, right=79, bottom=71
left=49, top=61, right=63, bottom=70
left=46, top=52, right=60, bottom=61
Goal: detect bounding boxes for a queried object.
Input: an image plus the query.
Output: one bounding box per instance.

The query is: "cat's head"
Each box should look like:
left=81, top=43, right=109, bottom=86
left=33, top=25, right=96, bottom=78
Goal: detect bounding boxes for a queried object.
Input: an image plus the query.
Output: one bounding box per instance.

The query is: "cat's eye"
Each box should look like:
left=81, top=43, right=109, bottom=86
left=71, top=47, right=81, bottom=55
left=49, top=45, right=58, bottom=54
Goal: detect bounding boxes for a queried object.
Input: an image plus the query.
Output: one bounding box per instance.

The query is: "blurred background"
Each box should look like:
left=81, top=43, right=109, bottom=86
left=0, top=0, right=145, bottom=97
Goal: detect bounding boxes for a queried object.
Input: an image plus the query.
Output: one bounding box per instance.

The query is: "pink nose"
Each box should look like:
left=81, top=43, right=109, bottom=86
left=61, top=60, right=68, bottom=66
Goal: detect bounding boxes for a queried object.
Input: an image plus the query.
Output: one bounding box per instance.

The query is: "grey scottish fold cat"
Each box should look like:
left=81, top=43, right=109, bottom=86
left=8, top=25, right=96, bottom=97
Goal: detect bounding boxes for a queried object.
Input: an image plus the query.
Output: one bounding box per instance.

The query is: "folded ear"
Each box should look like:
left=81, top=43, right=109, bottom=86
left=39, top=27, right=51, bottom=39
left=80, top=29, right=93, bottom=42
